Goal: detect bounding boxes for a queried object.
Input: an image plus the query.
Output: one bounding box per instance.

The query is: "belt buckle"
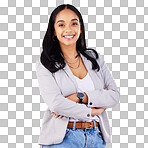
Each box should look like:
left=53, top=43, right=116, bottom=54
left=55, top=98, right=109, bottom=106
left=86, top=122, right=92, bottom=129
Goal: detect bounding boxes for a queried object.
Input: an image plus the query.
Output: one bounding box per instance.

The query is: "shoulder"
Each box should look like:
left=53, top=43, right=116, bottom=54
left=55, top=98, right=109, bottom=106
left=35, top=58, right=52, bottom=76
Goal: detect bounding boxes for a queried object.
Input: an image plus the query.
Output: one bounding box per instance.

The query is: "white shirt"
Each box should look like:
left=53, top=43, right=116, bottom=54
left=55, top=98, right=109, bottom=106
left=69, top=72, right=100, bottom=122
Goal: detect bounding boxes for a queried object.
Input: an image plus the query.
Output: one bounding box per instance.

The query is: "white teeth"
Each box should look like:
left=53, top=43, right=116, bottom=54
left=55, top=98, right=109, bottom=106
left=64, top=35, right=74, bottom=38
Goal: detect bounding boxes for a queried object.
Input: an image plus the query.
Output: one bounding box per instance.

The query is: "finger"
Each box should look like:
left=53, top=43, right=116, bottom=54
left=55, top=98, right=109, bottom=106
left=59, top=115, right=63, bottom=118
left=54, top=115, right=58, bottom=118
left=53, top=113, right=59, bottom=118
left=55, top=114, right=59, bottom=118
left=53, top=113, right=58, bottom=116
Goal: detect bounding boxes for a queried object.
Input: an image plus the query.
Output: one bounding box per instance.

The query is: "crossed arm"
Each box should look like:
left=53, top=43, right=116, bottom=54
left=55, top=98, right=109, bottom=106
left=52, top=88, right=107, bottom=118
left=36, top=52, right=119, bottom=120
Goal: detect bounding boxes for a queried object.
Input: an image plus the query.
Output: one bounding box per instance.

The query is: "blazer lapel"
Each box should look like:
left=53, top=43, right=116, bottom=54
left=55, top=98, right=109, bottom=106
left=63, top=60, right=78, bottom=90
left=81, top=54, right=101, bottom=90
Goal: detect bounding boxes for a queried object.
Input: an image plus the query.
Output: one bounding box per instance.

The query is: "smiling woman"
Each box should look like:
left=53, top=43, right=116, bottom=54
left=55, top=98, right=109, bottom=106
left=54, top=9, right=81, bottom=50
left=36, top=3, right=120, bottom=148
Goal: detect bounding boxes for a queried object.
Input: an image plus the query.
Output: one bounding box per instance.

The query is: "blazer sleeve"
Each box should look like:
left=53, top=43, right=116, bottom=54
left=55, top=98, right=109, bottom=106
left=85, top=52, right=120, bottom=109
left=35, top=59, right=92, bottom=121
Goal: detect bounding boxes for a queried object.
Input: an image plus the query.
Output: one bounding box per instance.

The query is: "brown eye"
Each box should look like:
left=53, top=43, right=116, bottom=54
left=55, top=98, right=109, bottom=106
left=73, top=23, right=78, bottom=25
left=59, top=24, right=64, bottom=27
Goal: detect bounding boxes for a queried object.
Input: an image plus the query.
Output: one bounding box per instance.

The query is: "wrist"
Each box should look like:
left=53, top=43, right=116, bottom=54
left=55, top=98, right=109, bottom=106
left=91, top=108, right=96, bottom=116
left=77, top=92, right=84, bottom=103
left=82, top=92, right=88, bottom=103
left=76, top=96, right=80, bottom=103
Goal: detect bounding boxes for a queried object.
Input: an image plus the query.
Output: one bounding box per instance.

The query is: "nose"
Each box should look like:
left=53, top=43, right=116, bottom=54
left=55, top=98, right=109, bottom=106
left=64, top=25, right=73, bottom=33
left=65, top=30, right=72, bottom=34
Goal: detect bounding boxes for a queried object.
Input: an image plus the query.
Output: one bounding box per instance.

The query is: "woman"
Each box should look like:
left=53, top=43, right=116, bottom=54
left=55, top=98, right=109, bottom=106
left=35, top=4, right=120, bottom=148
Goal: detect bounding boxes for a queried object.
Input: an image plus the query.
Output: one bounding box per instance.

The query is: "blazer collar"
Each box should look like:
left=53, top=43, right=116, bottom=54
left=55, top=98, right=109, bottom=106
left=62, top=53, right=99, bottom=91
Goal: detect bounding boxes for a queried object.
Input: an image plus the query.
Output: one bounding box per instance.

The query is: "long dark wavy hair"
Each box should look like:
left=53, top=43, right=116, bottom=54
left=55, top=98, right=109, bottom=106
left=40, top=4, right=100, bottom=73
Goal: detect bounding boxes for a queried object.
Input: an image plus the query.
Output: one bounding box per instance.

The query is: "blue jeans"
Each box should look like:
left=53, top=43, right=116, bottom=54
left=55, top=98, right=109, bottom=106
left=42, top=121, right=106, bottom=148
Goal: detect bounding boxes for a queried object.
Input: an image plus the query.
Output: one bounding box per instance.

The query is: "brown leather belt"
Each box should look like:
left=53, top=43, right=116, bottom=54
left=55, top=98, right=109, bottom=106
left=67, top=121, right=99, bottom=129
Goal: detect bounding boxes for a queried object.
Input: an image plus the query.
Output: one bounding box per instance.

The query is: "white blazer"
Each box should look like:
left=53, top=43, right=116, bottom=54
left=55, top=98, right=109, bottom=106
left=35, top=50, right=120, bottom=145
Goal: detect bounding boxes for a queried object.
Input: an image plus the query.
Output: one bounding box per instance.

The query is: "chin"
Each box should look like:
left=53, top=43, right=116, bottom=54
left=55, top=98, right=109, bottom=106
left=60, top=41, right=77, bottom=46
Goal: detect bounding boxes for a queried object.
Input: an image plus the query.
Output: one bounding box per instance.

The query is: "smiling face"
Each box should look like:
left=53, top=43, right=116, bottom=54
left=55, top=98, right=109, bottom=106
left=54, top=9, right=82, bottom=48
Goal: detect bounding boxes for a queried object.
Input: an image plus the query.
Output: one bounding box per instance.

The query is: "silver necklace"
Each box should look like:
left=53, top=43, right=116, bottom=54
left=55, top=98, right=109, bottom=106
left=61, top=53, right=79, bottom=64
left=66, top=55, right=79, bottom=64
left=67, top=56, right=80, bottom=69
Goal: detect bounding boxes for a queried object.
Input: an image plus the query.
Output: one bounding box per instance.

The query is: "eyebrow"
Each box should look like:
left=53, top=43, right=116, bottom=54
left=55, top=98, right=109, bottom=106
left=56, top=18, right=79, bottom=24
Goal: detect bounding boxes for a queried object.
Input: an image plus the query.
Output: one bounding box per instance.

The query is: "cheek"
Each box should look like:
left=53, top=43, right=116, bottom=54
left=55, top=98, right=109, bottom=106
left=54, top=26, right=61, bottom=34
left=76, top=27, right=81, bottom=35
left=75, top=29, right=81, bottom=38
left=56, top=30, right=62, bottom=38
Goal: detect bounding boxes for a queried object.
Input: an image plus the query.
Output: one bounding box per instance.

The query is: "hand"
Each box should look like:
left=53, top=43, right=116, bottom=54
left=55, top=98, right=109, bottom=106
left=91, top=107, right=106, bottom=116
left=51, top=112, right=63, bottom=118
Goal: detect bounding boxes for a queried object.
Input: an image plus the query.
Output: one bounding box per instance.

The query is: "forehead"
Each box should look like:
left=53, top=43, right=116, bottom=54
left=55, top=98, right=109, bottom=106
left=55, top=9, right=79, bottom=22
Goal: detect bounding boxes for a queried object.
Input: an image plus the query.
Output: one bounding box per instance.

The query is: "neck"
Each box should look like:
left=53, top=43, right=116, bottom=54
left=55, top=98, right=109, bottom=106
left=60, top=44, right=78, bottom=60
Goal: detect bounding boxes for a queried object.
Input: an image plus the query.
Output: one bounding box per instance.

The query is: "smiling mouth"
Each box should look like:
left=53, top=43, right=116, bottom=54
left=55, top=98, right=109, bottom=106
left=63, top=35, right=75, bottom=39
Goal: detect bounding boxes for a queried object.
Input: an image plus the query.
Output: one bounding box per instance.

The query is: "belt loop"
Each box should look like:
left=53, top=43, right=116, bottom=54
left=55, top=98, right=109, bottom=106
left=93, top=121, right=97, bottom=130
left=72, top=121, right=76, bottom=131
